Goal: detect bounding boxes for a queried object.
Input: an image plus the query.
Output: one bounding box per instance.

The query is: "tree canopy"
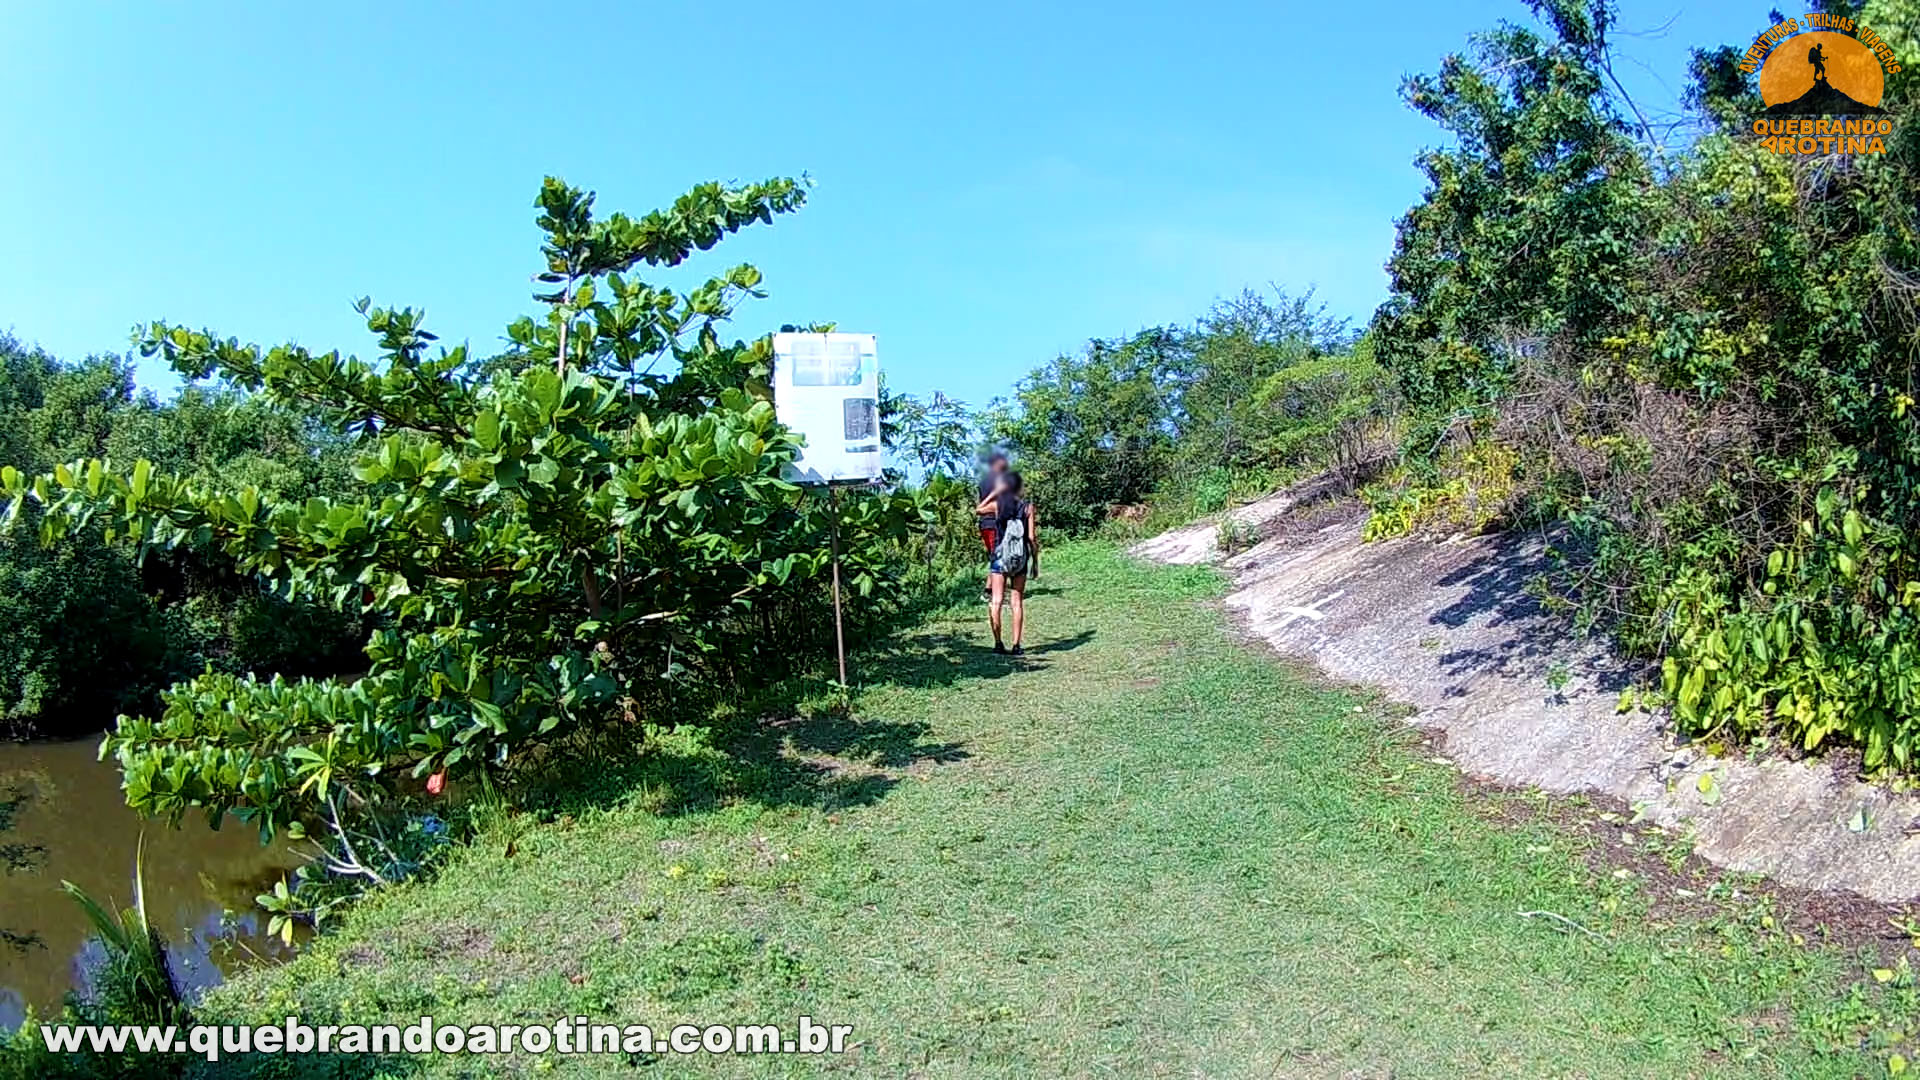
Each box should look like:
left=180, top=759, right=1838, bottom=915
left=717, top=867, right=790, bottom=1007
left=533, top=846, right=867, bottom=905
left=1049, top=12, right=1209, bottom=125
left=2, top=177, right=930, bottom=839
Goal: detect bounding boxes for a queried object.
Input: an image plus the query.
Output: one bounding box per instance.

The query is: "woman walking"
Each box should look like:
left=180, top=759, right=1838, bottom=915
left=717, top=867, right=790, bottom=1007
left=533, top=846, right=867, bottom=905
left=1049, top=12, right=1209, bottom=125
left=975, top=471, right=1038, bottom=656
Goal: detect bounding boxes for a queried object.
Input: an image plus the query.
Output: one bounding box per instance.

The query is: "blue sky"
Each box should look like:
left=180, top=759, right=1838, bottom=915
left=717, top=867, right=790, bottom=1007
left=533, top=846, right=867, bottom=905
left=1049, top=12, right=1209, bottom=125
left=2, top=0, right=1758, bottom=408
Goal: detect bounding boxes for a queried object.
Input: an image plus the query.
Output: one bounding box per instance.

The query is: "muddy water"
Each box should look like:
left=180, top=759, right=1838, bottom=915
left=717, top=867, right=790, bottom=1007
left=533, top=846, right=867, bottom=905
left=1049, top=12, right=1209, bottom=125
left=0, top=738, right=304, bottom=1028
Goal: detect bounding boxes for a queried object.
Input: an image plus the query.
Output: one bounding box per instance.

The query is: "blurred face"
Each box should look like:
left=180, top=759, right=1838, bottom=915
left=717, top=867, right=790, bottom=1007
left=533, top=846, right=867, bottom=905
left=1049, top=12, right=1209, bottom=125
left=988, top=457, right=1009, bottom=473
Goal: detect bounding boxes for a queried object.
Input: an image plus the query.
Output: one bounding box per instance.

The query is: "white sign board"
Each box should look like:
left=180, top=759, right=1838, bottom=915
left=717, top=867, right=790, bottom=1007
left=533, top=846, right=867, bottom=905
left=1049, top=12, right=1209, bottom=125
left=771, top=332, right=883, bottom=484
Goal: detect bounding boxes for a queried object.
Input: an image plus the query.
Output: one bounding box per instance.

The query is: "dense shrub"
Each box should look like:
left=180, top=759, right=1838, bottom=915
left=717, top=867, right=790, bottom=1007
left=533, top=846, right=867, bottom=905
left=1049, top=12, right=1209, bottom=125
left=3, top=176, right=934, bottom=840
left=1373, top=0, right=1920, bottom=770
left=1246, top=332, right=1398, bottom=490
left=0, top=341, right=364, bottom=732
left=0, top=527, right=167, bottom=724
left=985, top=290, right=1373, bottom=534
left=1175, top=291, right=1358, bottom=474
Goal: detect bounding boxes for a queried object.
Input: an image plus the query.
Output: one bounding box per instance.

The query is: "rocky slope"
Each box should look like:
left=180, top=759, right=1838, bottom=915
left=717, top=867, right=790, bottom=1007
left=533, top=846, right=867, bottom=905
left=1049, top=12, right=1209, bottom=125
left=1134, top=483, right=1920, bottom=902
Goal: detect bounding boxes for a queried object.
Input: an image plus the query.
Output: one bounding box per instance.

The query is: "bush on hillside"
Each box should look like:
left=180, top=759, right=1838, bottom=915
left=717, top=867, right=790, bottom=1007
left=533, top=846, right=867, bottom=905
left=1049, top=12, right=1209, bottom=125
left=1373, top=0, right=1920, bottom=771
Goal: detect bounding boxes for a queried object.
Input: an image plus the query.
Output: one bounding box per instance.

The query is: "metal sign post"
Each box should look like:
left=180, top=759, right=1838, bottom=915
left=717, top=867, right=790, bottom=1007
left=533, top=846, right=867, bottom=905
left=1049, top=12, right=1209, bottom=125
left=828, top=484, right=848, bottom=686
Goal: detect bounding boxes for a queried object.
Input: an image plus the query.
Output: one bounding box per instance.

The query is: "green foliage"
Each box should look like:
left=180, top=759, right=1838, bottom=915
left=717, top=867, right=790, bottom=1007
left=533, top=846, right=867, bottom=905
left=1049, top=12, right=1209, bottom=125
left=1361, top=443, right=1520, bottom=542
left=1373, top=0, right=1647, bottom=439
left=0, top=522, right=169, bottom=723
left=258, top=806, right=457, bottom=945
left=0, top=339, right=364, bottom=732
left=1650, top=485, right=1920, bottom=770
left=2, top=175, right=933, bottom=841
left=1177, top=290, right=1358, bottom=472
left=1376, top=0, right=1920, bottom=770
left=905, top=473, right=996, bottom=579
left=984, top=326, right=1183, bottom=534
left=989, top=290, right=1370, bottom=534
left=1247, top=332, right=1395, bottom=471
left=879, top=383, right=976, bottom=479
left=61, top=839, right=185, bottom=1029
left=1215, top=515, right=1258, bottom=556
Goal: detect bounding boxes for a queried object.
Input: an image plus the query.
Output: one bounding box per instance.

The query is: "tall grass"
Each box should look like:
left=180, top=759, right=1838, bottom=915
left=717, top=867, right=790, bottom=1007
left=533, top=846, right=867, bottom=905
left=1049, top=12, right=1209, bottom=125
left=62, top=836, right=184, bottom=1027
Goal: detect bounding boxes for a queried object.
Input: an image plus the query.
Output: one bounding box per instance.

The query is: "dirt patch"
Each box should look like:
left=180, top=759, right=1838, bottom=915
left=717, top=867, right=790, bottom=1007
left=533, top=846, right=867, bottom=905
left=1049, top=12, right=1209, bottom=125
left=745, top=834, right=782, bottom=867
left=430, top=924, right=494, bottom=962
left=339, top=943, right=387, bottom=970
left=1248, top=487, right=1367, bottom=547
left=1470, top=775, right=1919, bottom=963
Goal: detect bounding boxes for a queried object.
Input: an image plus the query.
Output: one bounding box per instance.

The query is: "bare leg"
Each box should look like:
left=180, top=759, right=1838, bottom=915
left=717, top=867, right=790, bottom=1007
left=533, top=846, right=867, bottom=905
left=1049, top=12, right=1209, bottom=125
left=988, top=572, right=1005, bottom=644
left=981, top=529, right=996, bottom=602
left=1008, top=576, right=1026, bottom=647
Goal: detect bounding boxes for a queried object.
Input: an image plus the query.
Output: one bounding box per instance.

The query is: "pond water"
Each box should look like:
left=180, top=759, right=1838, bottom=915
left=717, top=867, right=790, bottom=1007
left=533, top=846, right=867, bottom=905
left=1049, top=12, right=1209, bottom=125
left=0, top=737, right=304, bottom=1029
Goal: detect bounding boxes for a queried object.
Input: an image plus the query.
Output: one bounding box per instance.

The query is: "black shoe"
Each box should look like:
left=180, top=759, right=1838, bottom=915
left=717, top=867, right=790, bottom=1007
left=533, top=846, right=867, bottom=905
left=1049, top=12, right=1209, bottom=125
left=1010, top=645, right=1025, bottom=657
left=993, top=642, right=1008, bottom=655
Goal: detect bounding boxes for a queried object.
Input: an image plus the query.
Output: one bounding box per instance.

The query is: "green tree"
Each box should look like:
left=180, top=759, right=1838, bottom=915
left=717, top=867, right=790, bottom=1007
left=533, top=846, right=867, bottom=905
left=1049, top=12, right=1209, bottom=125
left=3, top=176, right=929, bottom=838
left=1372, top=0, right=1648, bottom=444
left=987, top=289, right=1379, bottom=532
left=0, top=337, right=367, bottom=731
left=1173, top=289, right=1355, bottom=473
left=986, top=327, right=1185, bottom=533
left=0, top=342, right=160, bottom=725
left=880, top=382, right=976, bottom=478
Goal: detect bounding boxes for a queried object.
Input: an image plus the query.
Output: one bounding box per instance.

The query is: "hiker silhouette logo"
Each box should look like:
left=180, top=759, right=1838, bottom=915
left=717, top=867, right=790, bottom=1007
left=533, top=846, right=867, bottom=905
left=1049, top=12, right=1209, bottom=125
left=1742, top=13, right=1901, bottom=155
left=1761, top=31, right=1883, bottom=113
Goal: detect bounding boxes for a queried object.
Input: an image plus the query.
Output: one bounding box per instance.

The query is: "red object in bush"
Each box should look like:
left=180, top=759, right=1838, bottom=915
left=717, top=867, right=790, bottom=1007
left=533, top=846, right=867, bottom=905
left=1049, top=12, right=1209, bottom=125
left=426, top=771, right=445, bottom=796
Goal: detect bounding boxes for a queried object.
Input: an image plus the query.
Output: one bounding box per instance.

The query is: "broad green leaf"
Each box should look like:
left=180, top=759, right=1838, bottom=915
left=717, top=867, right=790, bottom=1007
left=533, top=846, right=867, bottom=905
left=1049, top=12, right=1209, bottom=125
left=1696, top=772, right=1720, bottom=806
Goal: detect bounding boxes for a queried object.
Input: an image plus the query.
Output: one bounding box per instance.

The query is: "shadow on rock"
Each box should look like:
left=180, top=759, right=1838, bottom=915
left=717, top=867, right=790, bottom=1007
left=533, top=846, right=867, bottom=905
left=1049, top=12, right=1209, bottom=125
left=1428, top=530, right=1635, bottom=695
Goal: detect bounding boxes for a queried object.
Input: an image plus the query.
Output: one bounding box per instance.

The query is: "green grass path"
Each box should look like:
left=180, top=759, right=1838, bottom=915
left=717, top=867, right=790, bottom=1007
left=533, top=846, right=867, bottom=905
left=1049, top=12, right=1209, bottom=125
left=202, top=544, right=1885, bottom=1078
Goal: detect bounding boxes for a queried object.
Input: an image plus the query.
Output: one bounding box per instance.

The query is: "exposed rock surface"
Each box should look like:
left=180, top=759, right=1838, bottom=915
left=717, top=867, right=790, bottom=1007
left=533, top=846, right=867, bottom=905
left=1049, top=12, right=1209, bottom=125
left=1133, top=487, right=1920, bottom=902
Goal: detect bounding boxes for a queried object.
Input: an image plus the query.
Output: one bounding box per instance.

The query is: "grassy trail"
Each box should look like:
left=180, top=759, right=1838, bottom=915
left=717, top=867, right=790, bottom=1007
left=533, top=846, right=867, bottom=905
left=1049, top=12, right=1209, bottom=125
left=203, top=544, right=1884, bottom=1078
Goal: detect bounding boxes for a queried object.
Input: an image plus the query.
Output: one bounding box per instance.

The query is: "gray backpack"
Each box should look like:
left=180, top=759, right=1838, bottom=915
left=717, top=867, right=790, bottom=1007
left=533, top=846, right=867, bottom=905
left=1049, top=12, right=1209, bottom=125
left=995, top=506, right=1030, bottom=576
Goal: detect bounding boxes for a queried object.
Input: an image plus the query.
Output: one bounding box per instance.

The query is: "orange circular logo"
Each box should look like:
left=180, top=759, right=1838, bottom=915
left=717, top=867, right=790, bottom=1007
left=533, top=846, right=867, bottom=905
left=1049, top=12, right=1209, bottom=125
left=1760, top=30, right=1885, bottom=112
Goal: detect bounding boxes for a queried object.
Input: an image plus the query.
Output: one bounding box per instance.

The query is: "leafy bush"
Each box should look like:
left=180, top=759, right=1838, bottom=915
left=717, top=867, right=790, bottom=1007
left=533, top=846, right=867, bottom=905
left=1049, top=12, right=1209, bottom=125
left=987, top=290, right=1371, bottom=534
left=983, top=326, right=1183, bottom=534
left=2, top=175, right=933, bottom=839
left=1654, top=492, right=1920, bottom=767
left=0, top=339, right=365, bottom=734
left=1248, top=333, right=1398, bottom=488
left=1373, top=0, right=1920, bottom=771
left=1174, top=290, right=1357, bottom=475
left=1360, top=444, right=1520, bottom=542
